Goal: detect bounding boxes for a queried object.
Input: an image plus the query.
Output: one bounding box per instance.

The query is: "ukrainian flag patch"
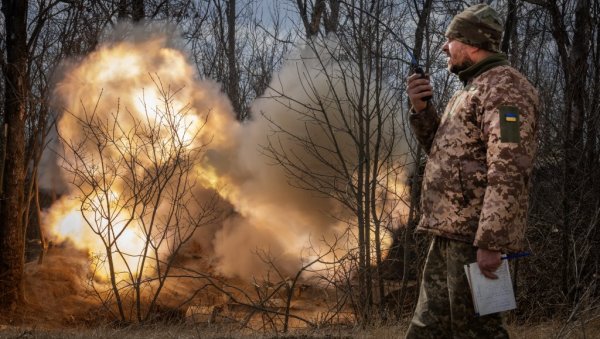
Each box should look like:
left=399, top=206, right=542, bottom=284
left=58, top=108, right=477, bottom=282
left=499, top=106, right=520, bottom=143
left=505, top=113, right=518, bottom=122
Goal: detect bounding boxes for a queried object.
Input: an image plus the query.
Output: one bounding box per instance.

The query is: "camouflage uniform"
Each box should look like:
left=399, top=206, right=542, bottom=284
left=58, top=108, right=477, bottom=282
left=406, top=4, right=540, bottom=338
left=407, top=237, right=507, bottom=338
left=411, top=55, right=539, bottom=252
left=445, top=4, right=504, bottom=53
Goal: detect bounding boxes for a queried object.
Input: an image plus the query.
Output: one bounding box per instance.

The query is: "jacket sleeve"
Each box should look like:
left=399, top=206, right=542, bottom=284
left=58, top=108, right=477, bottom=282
left=474, top=81, right=539, bottom=252
left=409, top=103, right=440, bottom=154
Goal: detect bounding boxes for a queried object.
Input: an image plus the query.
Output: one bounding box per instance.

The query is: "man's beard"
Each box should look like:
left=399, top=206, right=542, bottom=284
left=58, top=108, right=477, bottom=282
left=449, top=57, right=475, bottom=74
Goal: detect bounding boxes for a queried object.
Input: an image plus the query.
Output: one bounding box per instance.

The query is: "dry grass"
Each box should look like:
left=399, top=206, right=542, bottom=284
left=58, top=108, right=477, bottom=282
left=507, top=313, right=600, bottom=339
left=3, top=249, right=597, bottom=338
left=1, top=317, right=599, bottom=339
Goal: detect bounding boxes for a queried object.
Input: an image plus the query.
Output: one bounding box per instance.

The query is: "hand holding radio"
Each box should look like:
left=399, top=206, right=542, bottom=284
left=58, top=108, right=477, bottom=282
left=407, top=67, right=433, bottom=112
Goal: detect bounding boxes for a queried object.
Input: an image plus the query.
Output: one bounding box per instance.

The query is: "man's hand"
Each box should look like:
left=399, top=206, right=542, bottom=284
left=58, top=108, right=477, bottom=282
left=407, top=72, right=433, bottom=113
left=477, top=248, right=502, bottom=279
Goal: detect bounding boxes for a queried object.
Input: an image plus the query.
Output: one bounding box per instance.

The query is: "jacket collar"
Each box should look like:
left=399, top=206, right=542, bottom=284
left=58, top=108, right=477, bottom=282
left=458, top=53, right=509, bottom=86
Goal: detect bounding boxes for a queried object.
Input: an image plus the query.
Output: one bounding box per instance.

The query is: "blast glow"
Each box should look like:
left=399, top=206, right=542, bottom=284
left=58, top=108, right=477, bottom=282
left=43, top=27, right=410, bottom=282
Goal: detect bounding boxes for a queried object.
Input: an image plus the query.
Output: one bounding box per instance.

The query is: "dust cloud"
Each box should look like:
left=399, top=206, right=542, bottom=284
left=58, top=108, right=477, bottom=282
left=40, top=24, right=409, bottom=282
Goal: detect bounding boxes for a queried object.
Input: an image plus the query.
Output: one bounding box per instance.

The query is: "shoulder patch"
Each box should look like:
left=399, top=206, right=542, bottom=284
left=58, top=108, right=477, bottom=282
left=499, top=106, right=520, bottom=143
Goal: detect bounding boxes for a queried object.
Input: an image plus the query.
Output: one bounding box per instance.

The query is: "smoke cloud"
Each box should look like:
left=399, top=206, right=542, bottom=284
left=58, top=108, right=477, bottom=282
left=42, top=24, right=409, bottom=282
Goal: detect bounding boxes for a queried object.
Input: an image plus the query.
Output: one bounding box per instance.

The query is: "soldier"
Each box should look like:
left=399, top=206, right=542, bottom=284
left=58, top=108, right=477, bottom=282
left=405, top=4, right=539, bottom=338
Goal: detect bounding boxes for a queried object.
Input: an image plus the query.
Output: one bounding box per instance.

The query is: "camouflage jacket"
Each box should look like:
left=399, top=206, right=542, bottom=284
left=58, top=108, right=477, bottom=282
left=410, top=54, right=539, bottom=252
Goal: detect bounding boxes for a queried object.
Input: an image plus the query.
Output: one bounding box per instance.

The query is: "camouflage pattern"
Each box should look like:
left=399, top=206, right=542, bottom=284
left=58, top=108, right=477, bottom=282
left=409, top=54, right=539, bottom=253
left=405, top=237, right=508, bottom=339
left=445, top=4, right=503, bottom=52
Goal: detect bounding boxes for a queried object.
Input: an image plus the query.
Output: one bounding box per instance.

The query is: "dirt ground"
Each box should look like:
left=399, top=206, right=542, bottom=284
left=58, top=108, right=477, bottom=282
left=1, top=248, right=598, bottom=338
left=0, top=320, right=599, bottom=339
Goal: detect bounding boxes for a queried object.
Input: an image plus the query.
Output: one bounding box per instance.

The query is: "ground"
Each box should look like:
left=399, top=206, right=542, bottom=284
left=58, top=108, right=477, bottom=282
left=0, top=247, right=598, bottom=338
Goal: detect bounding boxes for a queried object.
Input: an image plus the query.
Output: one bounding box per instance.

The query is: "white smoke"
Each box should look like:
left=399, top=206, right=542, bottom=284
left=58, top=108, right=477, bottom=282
left=42, top=25, right=410, bottom=282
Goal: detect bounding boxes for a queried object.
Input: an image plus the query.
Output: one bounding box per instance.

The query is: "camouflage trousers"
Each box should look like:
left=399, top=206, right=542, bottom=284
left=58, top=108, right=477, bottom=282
left=405, top=236, right=509, bottom=339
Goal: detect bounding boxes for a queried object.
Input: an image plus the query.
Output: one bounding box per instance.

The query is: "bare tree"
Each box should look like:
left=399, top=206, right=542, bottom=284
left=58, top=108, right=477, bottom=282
left=58, top=78, right=222, bottom=322
left=261, top=0, right=411, bottom=323
left=0, top=0, right=28, bottom=311
left=18, top=1, right=115, bottom=265
left=501, top=0, right=517, bottom=54
left=132, top=0, right=145, bottom=22
left=225, top=0, right=241, bottom=119
left=0, top=0, right=121, bottom=312
left=118, top=0, right=145, bottom=22
left=0, top=0, right=595, bottom=330
left=296, top=0, right=325, bottom=38
left=186, top=0, right=290, bottom=121
left=391, top=0, right=433, bottom=320
left=295, top=0, right=340, bottom=38
left=523, top=0, right=593, bottom=289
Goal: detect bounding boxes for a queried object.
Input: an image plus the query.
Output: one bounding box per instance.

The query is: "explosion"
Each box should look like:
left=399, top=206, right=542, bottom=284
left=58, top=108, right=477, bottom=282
left=41, top=25, right=410, bottom=288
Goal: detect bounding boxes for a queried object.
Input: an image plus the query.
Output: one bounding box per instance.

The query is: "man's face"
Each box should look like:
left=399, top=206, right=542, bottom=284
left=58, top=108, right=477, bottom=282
left=442, top=38, right=475, bottom=74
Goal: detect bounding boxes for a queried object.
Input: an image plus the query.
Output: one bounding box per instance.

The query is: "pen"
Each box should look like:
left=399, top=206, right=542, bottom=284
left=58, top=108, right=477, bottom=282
left=501, top=252, right=531, bottom=260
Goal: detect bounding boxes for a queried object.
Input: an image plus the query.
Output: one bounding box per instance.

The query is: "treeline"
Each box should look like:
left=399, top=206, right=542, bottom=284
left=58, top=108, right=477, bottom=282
left=0, top=0, right=598, bottom=329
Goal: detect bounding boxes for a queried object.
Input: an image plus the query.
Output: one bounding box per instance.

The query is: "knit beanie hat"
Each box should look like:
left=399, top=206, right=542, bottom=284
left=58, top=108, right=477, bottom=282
left=445, top=4, right=504, bottom=52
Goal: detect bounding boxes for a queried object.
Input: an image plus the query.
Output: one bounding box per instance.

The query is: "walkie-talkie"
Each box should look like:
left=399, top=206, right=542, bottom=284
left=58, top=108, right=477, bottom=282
left=413, top=66, right=432, bottom=102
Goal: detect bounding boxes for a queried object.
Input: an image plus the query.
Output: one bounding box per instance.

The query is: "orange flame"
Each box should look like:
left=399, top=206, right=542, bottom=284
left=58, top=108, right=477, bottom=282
left=46, top=30, right=408, bottom=283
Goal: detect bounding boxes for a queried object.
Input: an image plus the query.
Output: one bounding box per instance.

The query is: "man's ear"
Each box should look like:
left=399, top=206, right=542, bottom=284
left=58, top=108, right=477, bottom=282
left=470, top=46, right=494, bottom=62
left=465, top=44, right=480, bottom=55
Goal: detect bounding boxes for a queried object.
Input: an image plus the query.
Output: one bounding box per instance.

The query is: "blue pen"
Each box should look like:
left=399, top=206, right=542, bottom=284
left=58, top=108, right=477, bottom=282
left=501, top=252, right=531, bottom=260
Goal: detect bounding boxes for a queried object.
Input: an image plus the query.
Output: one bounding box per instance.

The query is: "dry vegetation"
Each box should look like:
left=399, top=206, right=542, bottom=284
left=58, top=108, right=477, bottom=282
left=0, top=248, right=598, bottom=338
left=0, top=317, right=599, bottom=338
left=1, top=0, right=599, bottom=337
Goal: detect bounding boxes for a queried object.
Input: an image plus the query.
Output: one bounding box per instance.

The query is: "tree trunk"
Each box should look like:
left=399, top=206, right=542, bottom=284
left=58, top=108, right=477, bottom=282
left=549, top=0, right=591, bottom=301
left=296, top=0, right=326, bottom=38
left=324, top=0, right=340, bottom=34
left=501, top=0, right=517, bottom=54
left=525, top=0, right=592, bottom=302
left=562, top=0, right=591, bottom=302
left=226, top=0, right=242, bottom=120
left=401, top=0, right=432, bottom=310
left=132, top=0, right=144, bottom=22
left=118, top=0, right=128, bottom=20
left=0, top=0, right=29, bottom=311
